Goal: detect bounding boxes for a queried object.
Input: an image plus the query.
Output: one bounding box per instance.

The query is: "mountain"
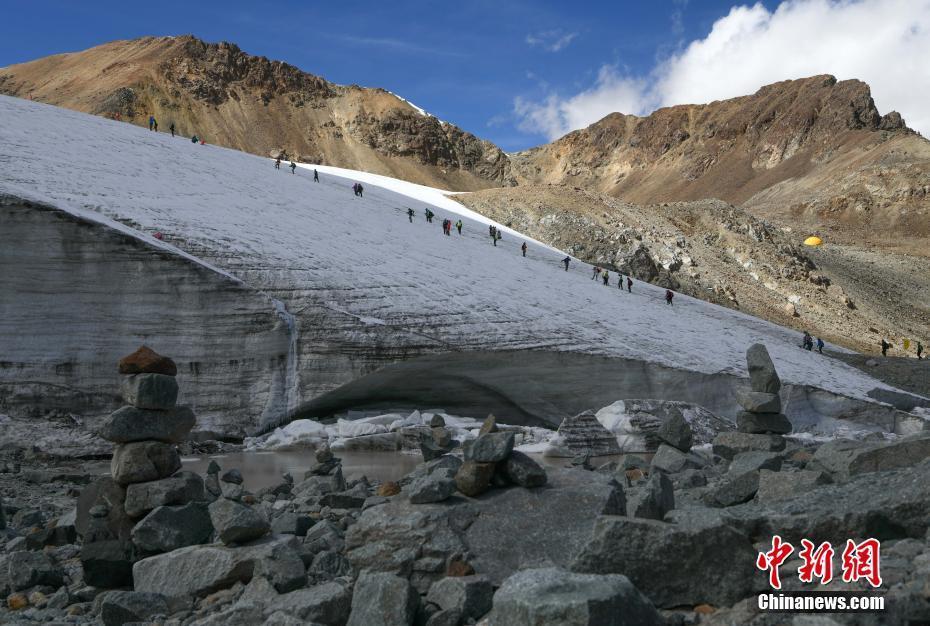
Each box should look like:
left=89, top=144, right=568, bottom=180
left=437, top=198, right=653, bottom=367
left=0, top=35, right=514, bottom=190
left=512, top=75, right=930, bottom=249
left=0, top=95, right=906, bottom=442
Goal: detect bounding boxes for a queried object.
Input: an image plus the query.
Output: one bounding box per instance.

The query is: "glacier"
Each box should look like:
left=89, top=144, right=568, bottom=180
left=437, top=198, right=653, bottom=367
left=0, top=95, right=920, bottom=439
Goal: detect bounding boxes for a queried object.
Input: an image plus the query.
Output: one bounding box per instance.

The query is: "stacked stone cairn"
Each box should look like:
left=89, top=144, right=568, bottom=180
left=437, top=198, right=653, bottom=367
left=79, top=346, right=209, bottom=588
left=736, top=343, right=792, bottom=435
left=419, top=414, right=458, bottom=461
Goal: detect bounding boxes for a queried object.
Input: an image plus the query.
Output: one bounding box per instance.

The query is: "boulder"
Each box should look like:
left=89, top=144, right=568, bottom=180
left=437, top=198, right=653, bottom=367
left=454, top=461, right=495, bottom=497
left=712, top=432, right=786, bottom=460
left=572, top=516, right=760, bottom=608
left=118, top=346, right=178, bottom=376
left=124, top=471, right=205, bottom=518
left=347, top=571, right=418, bottom=626
left=551, top=410, right=620, bottom=457
left=626, top=472, right=674, bottom=520
left=309, top=550, right=353, bottom=581
left=736, top=390, right=782, bottom=414
left=100, top=406, right=196, bottom=444
left=426, top=575, right=493, bottom=621
left=498, top=451, right=547, bottom=488
left=8, top=551, right=63, bottom=591
left=655, top=412, right=693, bottom=452
left=81, top=539, right=135, bottom=588
left=222, top=469, right=244, bottom=485
left=319, top=488, right=367, bottom=509
left=711, top=471, right=760, bottom=507
left=489, top=567, right=661, bottom=626
left=253, top=540, right=307, bottom=593
left=271, top=512, right=314, bottom=537
left=479, top=414, right=499, bottom=435
left=650, top=444, right=702, bottom=474
left=429, top=414, right=446, bottom=428
left=728, top=451, right=783, bottom=475
left=736, top=412, right=792, bottom=434
left=120, top=373, right=180, bottom=410
left=376, top=482, right=401, bottom=497
left=131, top=502, right=214, bottom=553
left=407, top=471, right=456, bottom=504
left=275, top=582, right=352, bottom=623
left=464, top=432, right=515, bottom=463
left=420, top=439, right=453, bottom=462
left=755, top=469, right=832, bottom=503
left=209, top=498, right=270, bottom=544
left=99, top=591, right=170, bottom=626
left=594, top=400, right=731, bottom=453
left=76, top=477, right=133, bottom=541
left=746, top=344, right=781, bottom=394
left=810, top=434, right=930, bottom=481
left=111, top=441, right=181, bottom=485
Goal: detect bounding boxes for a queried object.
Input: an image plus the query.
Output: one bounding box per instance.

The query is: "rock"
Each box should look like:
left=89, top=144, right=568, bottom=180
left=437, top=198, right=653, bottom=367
left=498, top=451, right=547, bottom=488
left=736, top=411, right=792, bottom=434
left=124, top=471, right=205, bottom=518
left=728, top=451, right=783, bottom=475
left=222, top=468, right=244, bottom=485
left=431, top=427, right=453, bottom=448
left=271, top=512, right=314, bottom=537
left=81, top=539, right=135, bottom=588
left=650, top=444, right=702, bottom=474
left=572, top=516, right=760, bottom=608
left=626, top=472, right=674, bottom=520
left=303, top=520, right=345, bottom=557
left=209, top=498, right=270, bottom=544
left=376, top=482, right=400, bottom=497
left=205, top=472, right=221, bottom=498
left=454, top=461, right=495, bottom=497
left=8, top=551, right=63, bottom=590
left=111, top=441, right=182, bottom=485
left=425, top=608, right=463, bottom=626
left=131, top=502, right=214, bottom=553
left=489, top=567, right=661, bottom=626
left=320, top=488, right=367, bottom=509
left=222, top=481, right=245, bottom=501
left=207, top=460, right=222, bottom=475
left=275, top=582, right=352, bottom=623
left=309, top=550, right=352, bottom=581
left=736, top=390, right=782, bottom=414
left=655, top=412, right=693, bottom=452
left=755, top=469, right=832, bottom=502
left=594, top=400, right=731, bottom=454
left=99, top=590, right=170, bottom=626
left=0, top=495, right=4, bottom=530
left=429, top=414, right=446, bottom=428
left=553, top=410, right=620, bottom=457
left=479, top=414, right=499, bottom=435
left=464, top=432, right=515, bottom=463
left=6, top=593, right=27, bottom=610
left=118, top=346, right=178, bottom=376
left=407, top=472, right=456, bottom=504
left=712, top=432, right=786, bottom=460
left=746, top=343, right=781, bottom=394
left=347, top=571, right=418, bottom=626
left=711, top=471, right=760, bottom=507
left=120, top=373, right=180, bottom=410
left=810, top=434, right=930, bottom=481
left=315, top=444, right=334, bottom=463
left=254, top=541, right=307, bottom=593
left=98, top=406, right=197, bottom=443
left=76, top=477, right=133, bottom=541
left=420, top=439, right=451, bottom=462
left=426, top=575, right=493, bottom=621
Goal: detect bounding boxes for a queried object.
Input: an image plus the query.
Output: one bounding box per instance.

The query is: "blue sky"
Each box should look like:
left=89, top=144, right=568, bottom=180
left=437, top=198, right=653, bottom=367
left=3, top=1, right=927, bottom=150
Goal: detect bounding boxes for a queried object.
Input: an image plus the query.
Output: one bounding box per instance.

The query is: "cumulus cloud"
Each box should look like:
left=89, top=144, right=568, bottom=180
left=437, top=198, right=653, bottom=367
left=525, top=29, right=579, bottom=52
left=516, top=0, right=930, bottom=140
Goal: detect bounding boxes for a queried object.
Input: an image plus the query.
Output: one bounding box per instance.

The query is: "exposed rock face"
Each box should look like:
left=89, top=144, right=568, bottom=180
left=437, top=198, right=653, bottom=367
left=594, top=399, right=729, bottom=453
left=548, top=410, right=621, bottom=457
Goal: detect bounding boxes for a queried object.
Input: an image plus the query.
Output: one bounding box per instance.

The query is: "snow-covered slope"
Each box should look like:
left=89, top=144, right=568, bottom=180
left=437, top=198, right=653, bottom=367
left=0, top=96, right=910, bottom=435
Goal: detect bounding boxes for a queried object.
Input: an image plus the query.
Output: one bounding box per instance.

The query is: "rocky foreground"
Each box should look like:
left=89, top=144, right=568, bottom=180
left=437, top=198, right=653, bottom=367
left=2, top=347, right=930, bottom=625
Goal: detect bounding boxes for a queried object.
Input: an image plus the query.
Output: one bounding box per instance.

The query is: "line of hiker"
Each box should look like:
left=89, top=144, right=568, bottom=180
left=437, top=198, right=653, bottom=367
left=801, top=331, right=826, bottom=353
left=591, top=266, right=634, bottom=293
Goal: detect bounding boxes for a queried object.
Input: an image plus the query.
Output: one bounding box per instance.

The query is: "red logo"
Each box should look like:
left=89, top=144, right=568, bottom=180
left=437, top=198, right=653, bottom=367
left=757, top=536, right=881, bottom=589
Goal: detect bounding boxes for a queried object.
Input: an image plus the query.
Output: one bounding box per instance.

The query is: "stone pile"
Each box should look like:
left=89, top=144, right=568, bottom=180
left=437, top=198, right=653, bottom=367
left=549, top=410, right=621, bottom=457
left=419, top=413, right=458, bottom=461
left=736, top=343, right=792, bottom=435
left=79, top=346, right=207, bottom=588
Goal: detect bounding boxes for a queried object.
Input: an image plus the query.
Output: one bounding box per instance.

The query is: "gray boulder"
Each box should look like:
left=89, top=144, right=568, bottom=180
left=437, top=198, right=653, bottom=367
left=810, top=434, right=930, bottom=481
left=254, top=541, right=307, bottom=593
left=426, top=575, right=493, bottom=621
left=736, top=390, right=782, bottom=414
left=309, top=550, right=353, bottom=581
left=489, top=567, right=661, bottom=626
left=552, top=410, right=620, bottom=457
left=275, top=582, right=352, bottom=623
left=222, top=468, right=244, bottom=485
left=650, top=444, right=702, bottom=474
left=626, top=472, right=674, bottom=520
left=498, top=451, right=547, bottom=488
left=120, top=373, right=180, bottom=410
left=712, top=432, right=786, bottom=460
left=755, top=469, right=832, bottom=503
left=100, top=590, right=170, bottom=626
left=100, top=405, right=195, bottom=444
left=406, top=471, right=456, bottom=504
left=209, top=498, right=270, bottom=544
left=111, top=441, right=181, bottom=485
left=464, top=432, right=515, bottom=463
left=454, top=461, right=495, bottom=497
left=124, top=471, right=205, bottom=518
left=8, top=550, right=63, bottom=591
left=81, top=539, right=135, bottom=588
left=736, top=411, right=792, bottom=434
left=76, top=477, right=133, bottom=541
left=272, top=512, right=314, bottom=537
left=746, top=343, right=781, bottom=393
left=131, top=502, right=213, bottom=553
left=729, top=451, right=783, bottom=475
left=711, top=471, right=760, bottom=507
left=572, top=516, right=760, bottom=607
left=347, top=571, right=418, bottom=626
left=656, top=413, right=693, bottom=452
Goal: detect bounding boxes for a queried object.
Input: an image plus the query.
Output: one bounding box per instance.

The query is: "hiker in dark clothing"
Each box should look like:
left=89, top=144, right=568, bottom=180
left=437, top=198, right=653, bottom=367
left=918, top=341, right=924, bottom=360
left=618, top=275, right=624, bottom=290
left=191, top=135, right=199, bottom=143
left=881, top=339, right=890, bottom=357
left=313, top=169, right=320, bottom=182
left=275, top=157, right=281, bottom=170
left=444, top=219, right=452, bottom=236
left=802, top=331, right=813, bottom=350
left=425, top=208, right=434, bottom=223
left=602, top=270, right=609, bottom=286
left=626, top=276, right=632, bottom=293
left=290, top=161, right=296, bottom=174
left=521, top=242, right=527, bottom=257
left=455, top=220, right=462, bottom=234
left=563, top=257, right=570, bottom=271
left=407, top=208, right=415, bottom=223
left=490, top=225, right=498, bottom=246
left=169, top=123, right=175, bottom=137
left=357, top=183, right=364, bottom=197
left=816, top=337, right=825, bottom=353
left=149, top=115, right=156, bottom=131
left=665, top=289, right=674, bottom=305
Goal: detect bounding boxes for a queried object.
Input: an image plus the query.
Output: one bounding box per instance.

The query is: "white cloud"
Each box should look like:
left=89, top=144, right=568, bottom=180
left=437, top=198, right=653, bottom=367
left=516, top=0, right=930, bottom=140
left=526, top=30, right=579, bottom=52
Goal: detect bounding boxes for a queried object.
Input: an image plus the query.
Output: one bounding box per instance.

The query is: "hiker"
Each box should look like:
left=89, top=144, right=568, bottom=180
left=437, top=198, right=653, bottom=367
left=521, top=242, right=527, bottom=257
left=148, top=115, right=156, bottom=131
left=191, top=135, right=199, bottom=143
left=592, top=266, right=600, bottom=280
left=562, top=256, right=570, bottom=271
left=357, top=183, right=363, bottom=198
left=275, top=157, right=281, bottom=170
left=169, top=123, right=176, bottom=137
left=801, top=331, right=812, bottom=350
left=456, top=220, right=462, bottom=234
left=626, top=276, right=632, bottom=293
left=290, top=161, right=296, bottom=174
left=618, top=274, right=624, bottom=290
left=816, top=337, right=825, bottom=354
left=881, top=339, right=890, bottom=357
left=444, top=219, right=451, bottom=236
left=496, top=231, right=502, bottom=245
left=425, top=208, right=434, bottom=223
left=918, top=341, right=924, bottom=360
left=313, top=169, right=320, bottom=182
left=490, top=225, right=498, bottom=246
left=407, top=208, right=415, bottom=223
left=200, top=138, right=205, bottom=145
left=602, top=270, right=609, bottom=286
left=665, top=289, right=674, bottom=305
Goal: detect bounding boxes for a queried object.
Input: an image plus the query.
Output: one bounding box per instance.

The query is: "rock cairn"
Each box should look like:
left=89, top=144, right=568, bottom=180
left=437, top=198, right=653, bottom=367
left=79, top=346, right=206, bottom=588
left=419, top=414, right=457, bottom=461
left=736, top=344, right=792, bottom=435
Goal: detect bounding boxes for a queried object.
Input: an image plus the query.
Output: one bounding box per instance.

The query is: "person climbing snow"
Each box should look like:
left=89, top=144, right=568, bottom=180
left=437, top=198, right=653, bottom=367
left=626, top=276, right=632, bottom=293
left=148, top=115, right=156, bottom=131
left=618, top=275, right=624, bottom=290
left=592, top=266, right=600, bottom=280
left=357, top=183, right=364, bottom=198
left=191, top=135, right=199, bottom=143
left=801, top=331, right=813, bottom=351
left=881, top=338, right=890, bottom=357
left=816, top=337, right=825, bottom=354
left=313, top=169, right=320, bottom=182
left=665, top=289, right=674, bottom=305
left=918, top=341, right=924, bottom=360
left=495, top=230, right=502, bottom=246
left=407, top=208, right=415, bottom=223
left=425, top=208, right=434, bottom=223
left=169, top=123, right=176, bottom=137
left=602, top=270, right=609, bottom=286
left=444, top=219, right=452, bottom=236
left=521, top=242, right=527, bottom=257
left=275, top=156, right=281, bottom=170
left=563, top=256, right=570, bottom=271
left=290, top=161, right=296, bottom=174
left=455, top=220, right=462, bottom=235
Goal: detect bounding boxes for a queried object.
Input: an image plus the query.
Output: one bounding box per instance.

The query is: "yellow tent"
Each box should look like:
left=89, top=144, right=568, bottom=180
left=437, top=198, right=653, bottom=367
left=803, top=236, right=823, bottom=246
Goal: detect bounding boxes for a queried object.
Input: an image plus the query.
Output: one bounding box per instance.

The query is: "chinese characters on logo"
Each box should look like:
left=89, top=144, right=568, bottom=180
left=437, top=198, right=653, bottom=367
left=756, top=536, right=882, bottom=589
